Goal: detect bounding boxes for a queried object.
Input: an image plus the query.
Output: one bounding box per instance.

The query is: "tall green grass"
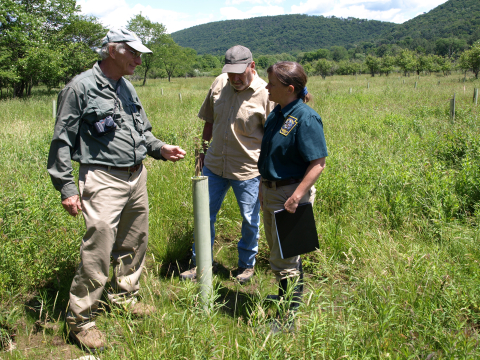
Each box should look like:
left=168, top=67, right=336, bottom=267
left=1, top=73, right=480, bottom=358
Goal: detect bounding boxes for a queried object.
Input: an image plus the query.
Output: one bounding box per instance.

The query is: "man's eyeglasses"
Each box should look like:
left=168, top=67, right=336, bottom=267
left=127, top=48, right=142, bottom=58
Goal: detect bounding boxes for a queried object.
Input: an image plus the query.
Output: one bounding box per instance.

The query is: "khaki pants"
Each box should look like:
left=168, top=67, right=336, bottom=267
left=67, top=165, right=148, bottom=331
left=262, top=182, right=316, bottom=282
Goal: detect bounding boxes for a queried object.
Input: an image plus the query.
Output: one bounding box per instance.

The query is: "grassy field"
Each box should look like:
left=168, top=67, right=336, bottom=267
left=0, top=72, right=480, bottom=359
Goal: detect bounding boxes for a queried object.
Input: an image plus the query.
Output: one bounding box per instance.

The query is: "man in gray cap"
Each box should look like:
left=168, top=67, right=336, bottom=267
left=180, top=45, right=274, bottom=283
left=48, top=27, right=186, bottom=352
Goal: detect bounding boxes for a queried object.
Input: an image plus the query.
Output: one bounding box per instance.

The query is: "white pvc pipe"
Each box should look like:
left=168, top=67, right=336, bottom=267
left=192, top=176, right=213, bottom=310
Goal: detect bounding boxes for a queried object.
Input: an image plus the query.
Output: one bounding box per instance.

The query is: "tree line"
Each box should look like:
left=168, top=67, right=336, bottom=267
left=0, top=1, right=197, bottom=98
left=171, top=14, right=395, bottom=56
left=1, top=1, right=479, bottom=99
left=289, top=43, right=480, bottom=79
left=0, top=0, right=105, bottom=97
left=171, top=0, right=480, bottom=56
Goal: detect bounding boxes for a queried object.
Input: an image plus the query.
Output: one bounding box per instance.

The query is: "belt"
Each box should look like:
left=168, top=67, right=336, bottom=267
left=87, top=163, right=142, bottom=173
left=262, top=178, right=302, bottom=189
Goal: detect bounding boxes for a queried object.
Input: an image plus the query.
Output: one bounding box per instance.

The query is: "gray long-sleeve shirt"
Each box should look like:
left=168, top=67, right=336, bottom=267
left=48, top=62, right=165, bottom=199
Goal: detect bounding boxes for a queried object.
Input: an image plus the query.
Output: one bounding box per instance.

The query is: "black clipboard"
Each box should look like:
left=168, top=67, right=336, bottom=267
left=274, top=202, right=319, bottom=259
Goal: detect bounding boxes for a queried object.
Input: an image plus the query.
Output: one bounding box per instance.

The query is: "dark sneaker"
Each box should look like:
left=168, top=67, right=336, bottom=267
left=236, top=267, right=254, bottom=284
left=265, top=294, right=280, bottom=301
left=270, top=317, right=296, bottom=334
left=69, top=326, right=106, bottom=353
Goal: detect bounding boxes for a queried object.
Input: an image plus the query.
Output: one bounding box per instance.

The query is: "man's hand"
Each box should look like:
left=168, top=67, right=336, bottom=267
left=161, top=145, right=186, bottom=162
left=199, top=122, right=212, bottom=171
left=198, top=153, right=205, bottom=171
left=62, top=195, right=82, bottom=217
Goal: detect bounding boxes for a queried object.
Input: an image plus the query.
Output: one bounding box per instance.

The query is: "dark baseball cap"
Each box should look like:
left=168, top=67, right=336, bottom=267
left=222, top=45, right=253, bottom=74
left=102, top=28, right=152, bottom=54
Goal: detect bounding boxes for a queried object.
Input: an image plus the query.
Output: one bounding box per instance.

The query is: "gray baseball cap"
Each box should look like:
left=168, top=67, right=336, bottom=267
left=222, top=45, right=253, bottom=74
left=102, top=28, right=152, bottom=54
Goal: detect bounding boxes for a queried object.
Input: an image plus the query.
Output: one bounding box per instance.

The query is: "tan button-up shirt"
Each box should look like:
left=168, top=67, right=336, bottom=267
left=198, top=72, right=274, bottom=180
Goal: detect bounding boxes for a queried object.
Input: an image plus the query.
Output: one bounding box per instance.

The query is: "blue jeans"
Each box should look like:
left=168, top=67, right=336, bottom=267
left=192, top=166, right=260, bottom=269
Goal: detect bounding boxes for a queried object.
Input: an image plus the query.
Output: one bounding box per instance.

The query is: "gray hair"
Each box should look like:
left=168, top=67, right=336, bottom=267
left=96, top=42, right=125, bottom=60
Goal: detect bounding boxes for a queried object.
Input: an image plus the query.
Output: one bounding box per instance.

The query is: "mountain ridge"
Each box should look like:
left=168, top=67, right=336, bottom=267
left=171, top=14, right=395, bottom=55
left=171, top=0, right=480, bottom=55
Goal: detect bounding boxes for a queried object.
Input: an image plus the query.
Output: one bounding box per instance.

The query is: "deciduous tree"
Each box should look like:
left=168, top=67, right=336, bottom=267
left=365, top=55, right=380, bottom=77
left=0, top=0, right=104, bottom=97
left=315, top=59, right=334, bottom=79
left=380, top=55, right=395, bottom=76
left=127, top=14, right=167, bottom=86
left=461, top=41, right=480, bottom=79
left=159, top=37, right=196, bottom=82
left=396, top=50, right=417, bottom=76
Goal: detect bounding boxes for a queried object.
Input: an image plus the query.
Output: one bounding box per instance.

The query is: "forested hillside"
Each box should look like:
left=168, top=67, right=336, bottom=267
left=171, top=14, right=396, bottom=55
left=383, top=0, right=480, bottom=43
left=172, top=0, right=480, bottom=56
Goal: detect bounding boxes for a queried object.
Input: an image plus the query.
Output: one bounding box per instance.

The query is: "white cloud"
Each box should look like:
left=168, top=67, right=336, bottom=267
left=77, top=0, right=215, bottom=33
left=226, top=0, right=264, bottom=4
left=220, top=5, right=285, bottom=20
left=226, top=0, right=284, bottom=4
left=290, top=0, right=331, bottom=15
left=76, top=0, right=450, bottom=34
left=324, top=5, right=404, bottom=23
left=77, top=0, right=128, bottom=18
left=289, top=0, right=448, bottom=23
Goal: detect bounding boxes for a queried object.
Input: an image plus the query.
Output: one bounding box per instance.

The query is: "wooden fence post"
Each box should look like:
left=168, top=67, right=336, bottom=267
left=473, top=88, right=478, bottom=105
left=179, top=93, right=182, bottom=102
left=161, top=88, right=164, bottom=95
left=53, top=100, right=56, bottom=119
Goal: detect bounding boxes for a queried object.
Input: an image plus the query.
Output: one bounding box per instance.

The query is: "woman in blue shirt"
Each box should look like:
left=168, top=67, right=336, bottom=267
left=258, top=61, right=328, bottom=332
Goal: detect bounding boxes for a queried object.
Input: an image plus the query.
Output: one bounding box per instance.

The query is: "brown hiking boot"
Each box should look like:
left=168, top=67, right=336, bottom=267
left=180, top=267, right=197, bottom=280
left=130, top=302, right=156, bottom=317
left=180, top=263, right=218, bottom=281
left=69, top=326, right=106, bottom=353
left=236, top=267, right=254, bottom=284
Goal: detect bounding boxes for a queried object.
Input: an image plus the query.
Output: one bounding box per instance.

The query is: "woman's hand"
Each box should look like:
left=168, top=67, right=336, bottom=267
left=284, top=195, right=300, bottom=213
left=283, top=157, right=326, bottom=213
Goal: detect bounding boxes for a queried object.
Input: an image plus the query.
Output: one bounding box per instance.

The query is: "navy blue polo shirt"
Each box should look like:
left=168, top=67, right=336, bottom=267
left=258, top=98, right=328, bottom=181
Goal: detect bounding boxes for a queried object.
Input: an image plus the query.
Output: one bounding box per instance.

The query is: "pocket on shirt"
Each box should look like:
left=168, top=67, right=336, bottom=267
left=92, top=98, right=114, bottom=122
left=127, top=99, right=142, bottom=114
left=127, top=100, right=145, bottom=134
left=213, top=98, right=227, bottom=122
left=234, top=107, right=263, bottom=136
left=81, top=98, right=113, bottom=125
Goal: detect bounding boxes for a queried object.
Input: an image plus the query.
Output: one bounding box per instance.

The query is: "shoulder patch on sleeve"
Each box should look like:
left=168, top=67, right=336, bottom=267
left=279, top=115, right=298, bottom=136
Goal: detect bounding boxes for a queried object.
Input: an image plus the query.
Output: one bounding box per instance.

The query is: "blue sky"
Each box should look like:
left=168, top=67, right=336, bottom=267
left=78, top=0, right=449, bottom=34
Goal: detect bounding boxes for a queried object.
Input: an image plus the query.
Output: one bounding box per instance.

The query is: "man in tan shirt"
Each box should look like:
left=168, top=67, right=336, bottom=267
left=181, top=45, right=274, bottom=283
